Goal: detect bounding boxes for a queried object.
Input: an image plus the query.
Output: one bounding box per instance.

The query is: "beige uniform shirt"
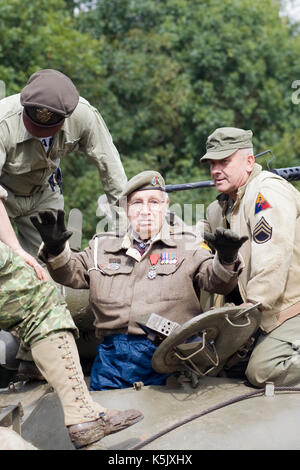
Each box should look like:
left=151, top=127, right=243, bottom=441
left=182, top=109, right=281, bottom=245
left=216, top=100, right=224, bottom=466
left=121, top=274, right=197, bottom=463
left=206, top=163, right=300, bottom=333
left=0, top=94, right=127, bottom=202
left=40, top=223, right=241, bottom=337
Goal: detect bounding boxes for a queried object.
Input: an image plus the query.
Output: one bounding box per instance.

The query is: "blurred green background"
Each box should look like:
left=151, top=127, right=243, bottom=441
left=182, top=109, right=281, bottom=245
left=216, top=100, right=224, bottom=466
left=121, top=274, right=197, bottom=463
left=1, top=0, right=300, bottom=246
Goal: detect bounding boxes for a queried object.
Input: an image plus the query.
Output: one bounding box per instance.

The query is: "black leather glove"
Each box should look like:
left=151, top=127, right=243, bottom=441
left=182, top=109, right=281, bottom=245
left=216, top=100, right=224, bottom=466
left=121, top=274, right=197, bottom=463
left=204, top=227, right=248, bottom=265
left=30, top=210, right=73, bottom=256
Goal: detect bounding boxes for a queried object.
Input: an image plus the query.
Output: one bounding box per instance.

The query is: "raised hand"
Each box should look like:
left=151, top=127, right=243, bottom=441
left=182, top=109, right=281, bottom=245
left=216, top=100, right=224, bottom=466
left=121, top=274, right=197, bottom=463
left=204, top=227, right=248, bottom=265
left=30, top=210, right=73, bottom=255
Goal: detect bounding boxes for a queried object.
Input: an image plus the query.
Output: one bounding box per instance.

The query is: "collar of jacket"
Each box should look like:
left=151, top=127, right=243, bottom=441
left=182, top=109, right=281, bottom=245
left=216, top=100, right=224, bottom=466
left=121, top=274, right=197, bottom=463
left=103, top=221, right=178, bottom=255
left=216, top=163, right=262, bottom=214
left=15, top=112, right=33, bottom=143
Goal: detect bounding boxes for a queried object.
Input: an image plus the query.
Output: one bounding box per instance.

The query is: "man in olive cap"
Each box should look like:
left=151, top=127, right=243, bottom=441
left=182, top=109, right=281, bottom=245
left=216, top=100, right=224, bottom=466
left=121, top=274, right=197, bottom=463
left=201, top=127, right=300, bottom=387
left=0, top=69, right=127, bottom=257
left=31, top=170, right=247, bottom=390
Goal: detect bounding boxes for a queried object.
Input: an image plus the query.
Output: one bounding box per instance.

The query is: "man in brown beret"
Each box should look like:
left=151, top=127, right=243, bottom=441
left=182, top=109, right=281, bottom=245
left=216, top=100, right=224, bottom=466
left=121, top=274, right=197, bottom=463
left=31, top=170, right=247, bottom=390
left=201, top=127, right=300, bottom=387
left=0, top=69, right=127, bottom=257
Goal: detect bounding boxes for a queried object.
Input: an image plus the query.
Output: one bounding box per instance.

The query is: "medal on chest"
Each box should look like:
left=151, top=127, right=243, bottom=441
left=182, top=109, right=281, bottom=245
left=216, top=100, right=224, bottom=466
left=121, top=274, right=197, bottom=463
left=108, top=258, right=121, bottom=270
left=160, top=252, right=178, bottom=264
left=148, top=253, right=159, bottom=279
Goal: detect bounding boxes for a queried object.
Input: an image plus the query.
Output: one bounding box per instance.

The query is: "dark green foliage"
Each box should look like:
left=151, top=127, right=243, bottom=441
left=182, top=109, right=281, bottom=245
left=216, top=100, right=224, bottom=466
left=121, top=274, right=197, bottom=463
left=1, top=0, right=300, bottom=244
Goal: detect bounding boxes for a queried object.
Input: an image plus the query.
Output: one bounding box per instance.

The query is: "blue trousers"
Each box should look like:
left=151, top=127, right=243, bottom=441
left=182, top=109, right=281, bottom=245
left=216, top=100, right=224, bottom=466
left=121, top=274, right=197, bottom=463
left=90, top=334, right=169, bottom=391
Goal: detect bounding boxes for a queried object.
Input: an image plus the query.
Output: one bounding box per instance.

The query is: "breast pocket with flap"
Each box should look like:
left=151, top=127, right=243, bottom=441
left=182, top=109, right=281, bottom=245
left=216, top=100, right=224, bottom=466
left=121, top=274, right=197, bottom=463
left=147, top=258, right=186, bottom=302
left=95, top=260, right=134, bottom=305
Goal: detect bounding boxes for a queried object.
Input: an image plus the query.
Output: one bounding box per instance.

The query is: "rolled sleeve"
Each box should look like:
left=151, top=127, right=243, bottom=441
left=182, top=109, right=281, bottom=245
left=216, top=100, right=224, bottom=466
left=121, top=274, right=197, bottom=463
left=212, top=252, right=244, bottom=283
left=38, top=242, right=71, bottom=270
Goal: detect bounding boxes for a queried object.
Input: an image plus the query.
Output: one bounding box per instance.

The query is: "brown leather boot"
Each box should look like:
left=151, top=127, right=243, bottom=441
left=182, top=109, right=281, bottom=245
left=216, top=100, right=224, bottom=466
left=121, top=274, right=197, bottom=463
left=68, top=408, right=144, bottom=448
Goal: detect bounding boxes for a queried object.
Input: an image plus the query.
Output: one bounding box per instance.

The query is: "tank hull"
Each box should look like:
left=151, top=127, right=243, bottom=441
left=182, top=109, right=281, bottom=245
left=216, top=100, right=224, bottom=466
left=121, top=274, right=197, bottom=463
left=2, top=376, right=299, bottom=450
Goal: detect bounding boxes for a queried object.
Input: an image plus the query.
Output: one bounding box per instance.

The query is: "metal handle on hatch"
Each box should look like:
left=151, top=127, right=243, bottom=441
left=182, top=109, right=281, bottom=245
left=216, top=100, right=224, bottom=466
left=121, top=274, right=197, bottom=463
left=225, top=313, right=251, bottom=327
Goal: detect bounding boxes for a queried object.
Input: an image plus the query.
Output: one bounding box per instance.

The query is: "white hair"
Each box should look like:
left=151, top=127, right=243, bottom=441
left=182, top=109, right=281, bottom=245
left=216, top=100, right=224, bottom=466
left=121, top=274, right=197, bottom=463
left=240, top=147, right=254, bottom=157
left=163, top=190, right=170, bottom=202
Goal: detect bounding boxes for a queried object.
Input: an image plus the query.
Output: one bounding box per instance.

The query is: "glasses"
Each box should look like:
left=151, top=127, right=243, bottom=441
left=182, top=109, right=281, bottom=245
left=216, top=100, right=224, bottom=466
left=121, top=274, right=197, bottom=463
left=128, top=199, right=165, bottom=213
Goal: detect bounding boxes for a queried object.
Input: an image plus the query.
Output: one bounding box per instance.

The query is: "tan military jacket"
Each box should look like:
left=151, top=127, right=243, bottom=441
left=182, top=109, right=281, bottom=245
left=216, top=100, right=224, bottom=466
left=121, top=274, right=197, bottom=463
left=206, top=163, right=300, bottom=333
left=0, top=94, right=127, bottom=202
left=41, top=223, right=242, bottom=337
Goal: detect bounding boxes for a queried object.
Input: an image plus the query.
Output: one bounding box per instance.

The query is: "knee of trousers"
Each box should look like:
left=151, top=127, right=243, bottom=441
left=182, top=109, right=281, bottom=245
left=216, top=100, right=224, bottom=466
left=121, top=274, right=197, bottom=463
left=245, top=356, right=268, bottom=387
left=246, top=349, right=300, bottom=387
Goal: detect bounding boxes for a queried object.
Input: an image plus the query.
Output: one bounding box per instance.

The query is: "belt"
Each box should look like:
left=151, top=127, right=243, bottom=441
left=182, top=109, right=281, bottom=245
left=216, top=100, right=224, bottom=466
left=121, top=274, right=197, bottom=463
left=277, top=301, right=300, bottom=324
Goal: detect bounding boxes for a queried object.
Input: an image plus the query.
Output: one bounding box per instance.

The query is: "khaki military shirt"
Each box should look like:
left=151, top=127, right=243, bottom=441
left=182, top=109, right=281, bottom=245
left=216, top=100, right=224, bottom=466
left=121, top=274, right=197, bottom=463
left=206, top=163, right=300, bottom=333
left=0, top=94, right=127, bottom=202
left=40, top=223, right=242, bottom=337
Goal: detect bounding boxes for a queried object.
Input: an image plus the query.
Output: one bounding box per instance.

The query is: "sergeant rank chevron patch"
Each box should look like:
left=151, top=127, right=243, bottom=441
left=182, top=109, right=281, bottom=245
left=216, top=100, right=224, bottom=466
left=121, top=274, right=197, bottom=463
left=253, top=216, right=272, bottom=244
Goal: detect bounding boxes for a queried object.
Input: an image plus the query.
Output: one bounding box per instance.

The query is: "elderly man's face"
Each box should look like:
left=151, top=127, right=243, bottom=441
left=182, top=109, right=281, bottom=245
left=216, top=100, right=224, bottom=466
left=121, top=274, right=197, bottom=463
left=126, top=189, right=169, bottom=240
left=209, top=150, right=255, bottom=199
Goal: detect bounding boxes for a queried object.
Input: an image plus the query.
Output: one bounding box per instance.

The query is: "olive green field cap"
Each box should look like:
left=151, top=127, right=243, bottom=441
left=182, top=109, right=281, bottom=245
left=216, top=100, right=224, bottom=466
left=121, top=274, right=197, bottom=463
left=200, top=127, right=253, bottom=161
left=118, top=170, right=166, bottom=204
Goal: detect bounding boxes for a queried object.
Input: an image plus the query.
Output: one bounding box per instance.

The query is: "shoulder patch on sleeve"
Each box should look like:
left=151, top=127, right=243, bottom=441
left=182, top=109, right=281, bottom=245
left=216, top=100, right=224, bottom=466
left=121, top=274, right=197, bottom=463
left=255, top=192, right=271, bottom=215
left=253, top=216, right=272, bottom=244
left=200, top=241, right=211, bottom=252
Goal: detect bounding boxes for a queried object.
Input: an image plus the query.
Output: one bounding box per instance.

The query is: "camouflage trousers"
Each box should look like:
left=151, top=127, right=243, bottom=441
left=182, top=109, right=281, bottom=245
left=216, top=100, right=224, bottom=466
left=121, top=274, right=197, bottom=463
left=0, top=240, right=77, bottom=348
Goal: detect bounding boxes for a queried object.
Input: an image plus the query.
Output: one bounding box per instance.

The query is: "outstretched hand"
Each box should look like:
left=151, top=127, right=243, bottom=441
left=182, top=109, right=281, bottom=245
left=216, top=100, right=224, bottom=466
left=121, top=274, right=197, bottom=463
left=204, top=227, right=248, bottom=265
left=30, top=210, right=73, bottom=256
left=14, top=246, right=50, bottom=281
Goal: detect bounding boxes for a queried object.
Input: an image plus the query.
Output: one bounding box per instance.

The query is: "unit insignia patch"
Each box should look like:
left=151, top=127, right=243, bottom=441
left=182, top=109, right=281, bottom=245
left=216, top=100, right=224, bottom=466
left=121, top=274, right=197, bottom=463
left=200, top=242, right=211, bottom=251
left=254, top=193, right=271, bottom=215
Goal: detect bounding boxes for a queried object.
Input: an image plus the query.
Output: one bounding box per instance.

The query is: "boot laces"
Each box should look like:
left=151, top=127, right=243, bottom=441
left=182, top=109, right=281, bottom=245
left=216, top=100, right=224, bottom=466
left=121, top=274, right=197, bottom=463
left=56, top=333, right=98, bottom=419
